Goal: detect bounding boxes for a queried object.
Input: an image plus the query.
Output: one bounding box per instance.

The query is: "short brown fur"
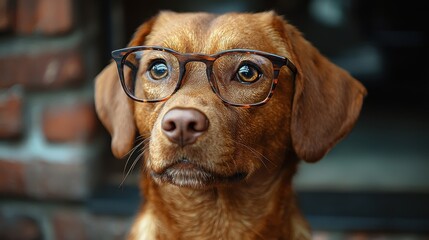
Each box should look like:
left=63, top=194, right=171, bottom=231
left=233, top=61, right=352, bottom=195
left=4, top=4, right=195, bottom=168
left=95, top=11, right=366, bottom=240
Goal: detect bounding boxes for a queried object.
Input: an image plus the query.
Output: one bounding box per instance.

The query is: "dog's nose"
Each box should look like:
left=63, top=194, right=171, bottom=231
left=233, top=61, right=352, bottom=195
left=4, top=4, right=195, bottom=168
left=161, top=108, right=209, bottom=146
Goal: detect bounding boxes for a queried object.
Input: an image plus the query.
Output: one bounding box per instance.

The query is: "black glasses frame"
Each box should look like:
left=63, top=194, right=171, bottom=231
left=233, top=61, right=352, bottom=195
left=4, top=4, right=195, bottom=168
left=111, top=46, right=297, bottom=108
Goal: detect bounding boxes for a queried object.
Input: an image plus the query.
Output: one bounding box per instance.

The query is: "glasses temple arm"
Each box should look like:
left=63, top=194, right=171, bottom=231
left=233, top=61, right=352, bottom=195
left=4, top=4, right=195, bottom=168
left=285, top=59, right=297, bottom=74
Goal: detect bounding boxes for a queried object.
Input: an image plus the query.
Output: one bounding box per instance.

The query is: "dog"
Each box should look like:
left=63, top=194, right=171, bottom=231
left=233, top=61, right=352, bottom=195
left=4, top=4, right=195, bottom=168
left=95, top=11, right=366, bottom=239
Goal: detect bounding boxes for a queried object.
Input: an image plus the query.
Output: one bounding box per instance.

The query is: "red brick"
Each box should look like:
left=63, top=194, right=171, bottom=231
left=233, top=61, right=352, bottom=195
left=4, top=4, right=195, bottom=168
left=0, top=158, right=92, bottom=200
left=15, top=0, right=37, bottom=34
left=0, top=0, right=13, bottom=31
left=0, top=86, right=24, bottom=139
left=26, top=160, right=90, bottom=200
left=38, top=0, right=73, bottom=35
left=0, top=49, right=85, bottom=90
left=15, top=0, right=73, bottom=35
left=0, top=215, right=43, bottom=240
left=0, top=160, right=26, bottom=196
left=42, top=102, right=98, bottom=143
left=52, top=210, right=87, bottom=240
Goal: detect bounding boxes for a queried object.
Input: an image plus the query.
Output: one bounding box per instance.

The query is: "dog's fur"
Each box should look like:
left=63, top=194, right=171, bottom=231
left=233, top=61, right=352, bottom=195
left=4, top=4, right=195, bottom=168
left=95, top=11, right=366, bottom=239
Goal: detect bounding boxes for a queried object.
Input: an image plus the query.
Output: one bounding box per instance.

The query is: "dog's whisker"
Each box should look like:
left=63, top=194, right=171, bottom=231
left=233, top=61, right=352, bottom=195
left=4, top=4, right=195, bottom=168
left=135, top=135, right=146, bottom=141
left=240, top=219, right=265, bottom=239
left=232, top=140, right=277, bottom=169
left=123, top=146, right=139, bottom=175
left=140, top=145, right=151, bottom=173
left=123, top=137, right=147, bottom=158
left=123, top=138, right=146, bottom=176
left=120, top=150, right=146, bottom=187
left=121, top=137, right=151, bottom=187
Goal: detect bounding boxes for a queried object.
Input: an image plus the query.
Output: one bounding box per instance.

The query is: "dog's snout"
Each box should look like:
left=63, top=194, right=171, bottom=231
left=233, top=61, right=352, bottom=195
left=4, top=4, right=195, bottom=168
left=161, top=108, right=209, bottom=146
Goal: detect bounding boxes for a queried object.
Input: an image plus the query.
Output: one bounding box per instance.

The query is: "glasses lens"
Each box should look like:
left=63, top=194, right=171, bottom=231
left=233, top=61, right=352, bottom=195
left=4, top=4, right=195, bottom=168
left=122, top=49, right=180, bottom=101
left=212, top=53, right=275, bottom=105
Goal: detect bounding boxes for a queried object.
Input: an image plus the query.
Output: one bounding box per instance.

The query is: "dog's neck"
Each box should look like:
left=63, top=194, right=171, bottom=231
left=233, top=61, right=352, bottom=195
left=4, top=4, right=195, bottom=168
left=129, top=159, right=311, bottom=240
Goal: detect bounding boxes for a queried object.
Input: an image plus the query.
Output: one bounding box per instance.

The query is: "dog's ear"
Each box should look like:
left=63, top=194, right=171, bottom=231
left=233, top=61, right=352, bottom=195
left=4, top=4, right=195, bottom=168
left=95, top=63, right=135, bottom=158
left=273, top=14, right=367, bottom=162
left=95, top=16, right=157, bottom=158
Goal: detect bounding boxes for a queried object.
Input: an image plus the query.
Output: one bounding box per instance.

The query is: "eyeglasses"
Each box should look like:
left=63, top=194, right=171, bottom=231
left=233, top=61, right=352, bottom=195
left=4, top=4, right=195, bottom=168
left=111, top=46, right=297, bottom=107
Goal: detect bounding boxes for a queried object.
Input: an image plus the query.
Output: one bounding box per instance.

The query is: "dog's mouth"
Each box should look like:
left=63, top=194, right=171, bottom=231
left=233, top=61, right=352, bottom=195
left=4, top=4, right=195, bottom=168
left=150, top=158, right=247, bottom=189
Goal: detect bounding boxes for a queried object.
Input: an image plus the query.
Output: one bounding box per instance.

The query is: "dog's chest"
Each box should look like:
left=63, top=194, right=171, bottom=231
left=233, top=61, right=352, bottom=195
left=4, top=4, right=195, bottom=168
left=131, top=206, right=260, bottom=239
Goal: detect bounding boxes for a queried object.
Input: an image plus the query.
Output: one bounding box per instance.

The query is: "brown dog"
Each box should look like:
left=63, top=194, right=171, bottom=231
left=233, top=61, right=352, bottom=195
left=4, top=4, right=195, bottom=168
left=95, top=11, right=366, bottom=239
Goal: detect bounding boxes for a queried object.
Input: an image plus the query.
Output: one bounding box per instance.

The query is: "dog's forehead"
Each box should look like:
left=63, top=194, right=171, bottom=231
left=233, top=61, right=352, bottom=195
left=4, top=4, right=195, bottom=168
left=145, top=11, right=290, bottom=58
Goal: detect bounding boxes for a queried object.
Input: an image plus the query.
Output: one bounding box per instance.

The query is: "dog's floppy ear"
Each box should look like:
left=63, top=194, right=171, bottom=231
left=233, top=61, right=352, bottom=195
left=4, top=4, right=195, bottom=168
left=95, top=63, right=135, bottom=158
left=274, top=15, right=367, bottom=162
left=95, top=16, right=157, bottom=158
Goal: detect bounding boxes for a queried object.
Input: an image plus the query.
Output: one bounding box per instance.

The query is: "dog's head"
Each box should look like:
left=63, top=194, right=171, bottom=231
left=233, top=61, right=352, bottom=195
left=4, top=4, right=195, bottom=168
left=95, top=11, right=366, bottom=189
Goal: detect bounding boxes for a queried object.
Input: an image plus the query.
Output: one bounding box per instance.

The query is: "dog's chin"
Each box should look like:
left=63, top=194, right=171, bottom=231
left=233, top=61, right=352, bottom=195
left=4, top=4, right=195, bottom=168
left=150, top=159, right=247, bottom=189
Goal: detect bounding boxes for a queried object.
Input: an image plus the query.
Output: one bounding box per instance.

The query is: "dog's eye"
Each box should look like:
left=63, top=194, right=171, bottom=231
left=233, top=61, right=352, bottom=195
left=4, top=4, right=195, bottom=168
left=236, top=64, right=261, bottom=84
left=149, top=61, right=169, bottom=80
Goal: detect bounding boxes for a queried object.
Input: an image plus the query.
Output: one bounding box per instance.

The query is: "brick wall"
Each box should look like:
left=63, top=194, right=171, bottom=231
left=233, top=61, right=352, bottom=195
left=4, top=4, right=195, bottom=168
left=0, top=0, right=132, bottom=239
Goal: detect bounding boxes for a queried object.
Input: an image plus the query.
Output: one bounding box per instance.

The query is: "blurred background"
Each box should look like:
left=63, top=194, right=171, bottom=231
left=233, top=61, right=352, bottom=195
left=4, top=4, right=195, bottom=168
left=0, top=0, right=428, bottom=239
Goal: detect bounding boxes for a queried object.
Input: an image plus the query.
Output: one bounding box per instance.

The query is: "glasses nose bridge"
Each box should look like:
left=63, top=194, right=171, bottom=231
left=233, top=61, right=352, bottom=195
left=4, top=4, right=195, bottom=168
left=182, top=54, right=215, bottom=68
left=178, top=54, right=219, bottom=96
left=180, top=54, right=215, bottom=80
